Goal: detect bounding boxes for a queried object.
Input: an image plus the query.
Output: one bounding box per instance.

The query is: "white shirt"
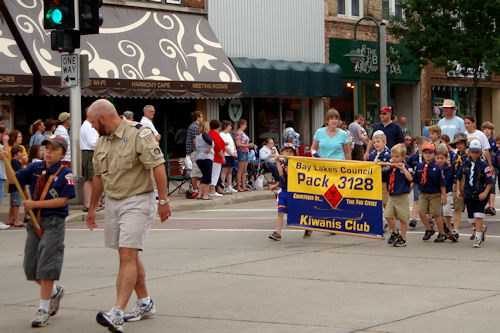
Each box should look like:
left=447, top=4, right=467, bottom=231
left=466, top=129, right=490, bottom=151
left=79, top=120, right=99, bottom=150
left=140, top=116, right=159, bottom=136
left=219, top=132, right=236, bottom=156
left=54, top=125, right=70, bottom=162
left=259, top=145, right=278, bottom=163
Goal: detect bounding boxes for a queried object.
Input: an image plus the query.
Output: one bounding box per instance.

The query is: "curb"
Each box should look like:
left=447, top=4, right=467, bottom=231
left=65, top=191, right=276, bottom=223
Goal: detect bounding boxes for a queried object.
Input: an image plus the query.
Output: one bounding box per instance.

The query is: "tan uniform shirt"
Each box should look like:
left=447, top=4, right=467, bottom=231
left=93, top=118, right=165, bottom=199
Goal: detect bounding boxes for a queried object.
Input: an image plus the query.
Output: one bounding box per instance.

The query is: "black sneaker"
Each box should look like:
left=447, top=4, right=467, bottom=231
left=409, top=219, right=417, bottom=228
left=485, top=207, right=494, bottom=215
left=268, top=231, right=281, bottom=241
left=470, top=229, right=476, bottom=240
left=491, top=208, right=496, bottom=216
left=423, top=229, right=435, bottom=241
left=303, top=230, right=312, bottom=239
left=434, top=233, right=446, bottom=242
left=388, top=232, right=399, bottom=245
left=393, top=236, right=407, bottom=247
left=448, top=230, right=459, bottom=242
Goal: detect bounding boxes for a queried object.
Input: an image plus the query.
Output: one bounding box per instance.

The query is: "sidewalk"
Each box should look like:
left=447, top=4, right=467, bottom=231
left=0, top=190, right=276, bottom=224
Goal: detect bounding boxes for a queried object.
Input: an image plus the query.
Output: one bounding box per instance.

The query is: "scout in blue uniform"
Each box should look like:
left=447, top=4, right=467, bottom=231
left=268, top=145, right=296, bottom=241
left=368, top=130, right=391, bottom=209
left=407, top=136, right=430, bottom=228
left=451, top=132, right=468, bottom=238
left=382, top=144, right=413, bottom=247
left=435, top=145, right=457, bottom=242
left=481, top=121, right=497, bottom=215
left=4, top=135, right=75, bottom=327
left=412, top=143, right=447, bottom=242
left=456, top=139, right=493, bottom=248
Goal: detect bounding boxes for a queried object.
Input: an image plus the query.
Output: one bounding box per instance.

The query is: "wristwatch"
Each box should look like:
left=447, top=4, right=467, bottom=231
left=158, top=199, right=170, bottom=206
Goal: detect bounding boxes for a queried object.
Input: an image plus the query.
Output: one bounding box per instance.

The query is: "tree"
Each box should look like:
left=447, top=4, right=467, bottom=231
left=390, top=0, right=500, bottom=116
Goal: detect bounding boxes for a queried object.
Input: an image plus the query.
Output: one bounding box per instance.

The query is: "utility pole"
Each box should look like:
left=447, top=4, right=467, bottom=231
left=70, top=0, right=81, bottom=179
left=379, top=22, right=388, bottom=108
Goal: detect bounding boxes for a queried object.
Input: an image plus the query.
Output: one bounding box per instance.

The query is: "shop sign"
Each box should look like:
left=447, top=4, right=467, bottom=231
left=228, top=99, right=243, bottom=122
left=446, top=61, right=488, bottom=79
left=329, top=38, right=420, bottom=81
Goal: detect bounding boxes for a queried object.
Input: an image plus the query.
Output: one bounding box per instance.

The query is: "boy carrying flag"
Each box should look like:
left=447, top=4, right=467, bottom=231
left=3, top=135, right=75, bottom=327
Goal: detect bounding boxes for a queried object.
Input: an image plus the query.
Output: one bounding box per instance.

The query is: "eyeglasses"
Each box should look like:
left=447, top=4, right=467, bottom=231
left=405, top=138, right=412, bottom=141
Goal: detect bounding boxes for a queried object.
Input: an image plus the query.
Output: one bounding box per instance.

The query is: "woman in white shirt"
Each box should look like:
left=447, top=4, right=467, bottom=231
left=219, top=120, right=238, bottom=193
left=464, top=115, right=491, bottom=166
left=259, top=138, right=279, bottom=181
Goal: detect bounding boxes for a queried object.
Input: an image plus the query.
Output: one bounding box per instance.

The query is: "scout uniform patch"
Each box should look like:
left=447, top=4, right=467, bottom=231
left=151, top=147, right=163, bottom=159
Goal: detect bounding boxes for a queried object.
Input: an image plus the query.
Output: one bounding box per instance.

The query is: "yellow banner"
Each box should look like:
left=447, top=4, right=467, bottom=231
left=287, top=157, right=382, bottom=201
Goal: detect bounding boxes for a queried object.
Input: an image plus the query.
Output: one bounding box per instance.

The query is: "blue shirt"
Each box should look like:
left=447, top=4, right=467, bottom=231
left=368, top=147, right=391, bottom=182
left=422, top=126, right=429, bottom=139
left=440, top=162, right=454, bottom=193
left=488, top=137, right=497, bottom=154
left=313, top=127, right=348, bottom=160
left=384, top=164, right=413, bottom=195
left=17, top=161, right=75, bottom=217
left=407, top=152, right=422, bottom=171
left=9, top=159, right=22, bottom=193
left=453, top=150, right=468, bottom=182
left=278, top=161, right=288, bottom=191
left=456, top=157, right=494, bottom=198
left=372, top=121, right=404, bottom=148
left=413, top=160, right=445, bottom=194
left=437, top=116, right=466, bottom=139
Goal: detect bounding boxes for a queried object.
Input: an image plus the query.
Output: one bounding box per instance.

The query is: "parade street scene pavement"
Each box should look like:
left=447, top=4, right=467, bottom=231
left=2, top=196, right=500, bottom=333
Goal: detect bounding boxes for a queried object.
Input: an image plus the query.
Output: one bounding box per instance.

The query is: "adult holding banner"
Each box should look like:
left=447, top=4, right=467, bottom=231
left=307, top=109, right=351, bottom=238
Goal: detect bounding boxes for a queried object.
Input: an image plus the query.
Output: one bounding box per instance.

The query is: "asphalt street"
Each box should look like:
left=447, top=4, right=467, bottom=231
left=1, top=198, right=500, bottom=332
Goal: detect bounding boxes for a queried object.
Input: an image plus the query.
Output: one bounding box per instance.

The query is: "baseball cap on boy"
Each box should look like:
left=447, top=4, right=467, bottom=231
left=421, top=143, right=435, bottom=152
left=42, top=134, right=68, bottom=151
left=468, top=139, right=482, bottom=152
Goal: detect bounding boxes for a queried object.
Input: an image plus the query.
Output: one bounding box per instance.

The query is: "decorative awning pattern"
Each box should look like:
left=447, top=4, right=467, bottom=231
left=231, top=57, right=343, bottom=97
left=2, top=1, right=241, bottom=99
left=0, top=14, right=32, bottom=96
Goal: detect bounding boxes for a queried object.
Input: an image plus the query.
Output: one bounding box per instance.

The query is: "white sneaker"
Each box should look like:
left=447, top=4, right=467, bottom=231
left=473, top=238, right=482, bottom=248
left=124, top=298, right=156, bottom=322
left=0, top=221, right=10, bottom=230
left=96, top=306, right=124, bottom=333
left=228, top=186, right=238, bottom=193
left=208, top=193, right=223, bottom=198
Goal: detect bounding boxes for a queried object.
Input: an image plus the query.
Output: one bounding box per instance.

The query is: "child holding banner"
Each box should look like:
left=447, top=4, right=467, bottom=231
left=383, top=144, right=414, bottom=247
left=456, top=139, right=493, bottom=248
left=407, top=137, right=430, bottom=228
left=268, top=145, right=297, bottom=241
left=435, top=145, right=458, bottom=241
left=413, top=144, right=447, bottom=242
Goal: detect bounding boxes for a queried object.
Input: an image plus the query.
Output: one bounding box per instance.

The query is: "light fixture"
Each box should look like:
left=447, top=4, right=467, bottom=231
left=375, top=83, right=380, bottom=87
left=346, top=82, right=353, bottom=88
left=343, top=40, right=365, bottom=64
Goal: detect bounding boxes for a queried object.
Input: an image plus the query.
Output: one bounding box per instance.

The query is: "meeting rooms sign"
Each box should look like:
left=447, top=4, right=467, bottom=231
left=329, top=38, right=420, bottom=81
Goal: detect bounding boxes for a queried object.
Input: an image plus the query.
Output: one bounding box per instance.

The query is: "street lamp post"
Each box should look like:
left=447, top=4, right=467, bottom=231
left=343, top=16, right=388, bottom=109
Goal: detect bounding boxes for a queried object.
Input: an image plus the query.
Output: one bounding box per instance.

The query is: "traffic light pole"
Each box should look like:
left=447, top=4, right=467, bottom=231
left=70, top=0, right=81, bottom=179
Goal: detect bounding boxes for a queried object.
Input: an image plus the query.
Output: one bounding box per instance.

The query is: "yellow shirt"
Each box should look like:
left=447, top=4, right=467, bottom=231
left=93, top=118, right=165, bottom=199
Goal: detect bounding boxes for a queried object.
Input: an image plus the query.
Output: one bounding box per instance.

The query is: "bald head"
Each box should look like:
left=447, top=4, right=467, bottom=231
left=88, top=99, right=122, bottom=136
left=399, top=116, right=407, bottom=126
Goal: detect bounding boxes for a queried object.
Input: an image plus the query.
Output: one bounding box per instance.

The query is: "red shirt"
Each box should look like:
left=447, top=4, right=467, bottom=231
left=209, top=130, right=225, bottom=164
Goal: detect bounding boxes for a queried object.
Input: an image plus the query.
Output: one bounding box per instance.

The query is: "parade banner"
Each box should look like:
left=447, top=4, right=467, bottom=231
left=286, top=157, right=384, bottom=239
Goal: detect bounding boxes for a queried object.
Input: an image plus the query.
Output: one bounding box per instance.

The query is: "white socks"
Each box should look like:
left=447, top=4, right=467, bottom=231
left=139, top=296, right=151, bottom=306
left=39, top=299, right=50, bottom=312
left=475, top=231, right=483, bottom=240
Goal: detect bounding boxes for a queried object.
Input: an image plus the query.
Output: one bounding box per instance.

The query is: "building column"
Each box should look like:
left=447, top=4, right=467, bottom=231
left=312, top=97, right=324, bottom=132
left=206, top=99, right=219, bottom=121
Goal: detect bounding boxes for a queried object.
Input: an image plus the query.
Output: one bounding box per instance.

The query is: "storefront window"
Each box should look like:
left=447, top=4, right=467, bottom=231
left=362, top=81, right=380, bottom=133
left=331, top=82, right=355, bottom=124
left=281, top=98, right=311, bottom=146
left=431, top=86, right=481, bottom=124
left=253, top=98, right=280, bottom=147
left=219, top=98, right=252, bottom=134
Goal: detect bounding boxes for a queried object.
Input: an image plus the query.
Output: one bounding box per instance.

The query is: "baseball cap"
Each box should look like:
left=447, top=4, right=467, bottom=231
left=380, top=106, right=392, bottom=113
left=372, top=130, right=385, bottom=137
left=468, top=139, right=482, bottom=152
left=42, top=134, right=68, bottom=151
left=421, top=143, right=435, bottom=153
left=58, top=112, right=70, bottom=122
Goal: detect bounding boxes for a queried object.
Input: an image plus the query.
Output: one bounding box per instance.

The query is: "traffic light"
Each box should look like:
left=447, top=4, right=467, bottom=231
left=79, top=0, right=103, bottom=35
left=43, top=0, right=75, bottom=29
left=51, top=29, right=80, bottom=52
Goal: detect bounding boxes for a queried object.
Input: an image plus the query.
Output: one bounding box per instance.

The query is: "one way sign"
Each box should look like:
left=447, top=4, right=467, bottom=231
left=61, top=54, right=79, bottom=87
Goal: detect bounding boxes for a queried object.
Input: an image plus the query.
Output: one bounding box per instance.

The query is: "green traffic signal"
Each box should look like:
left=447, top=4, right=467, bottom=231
left=46, top=8, right=63, bottom=25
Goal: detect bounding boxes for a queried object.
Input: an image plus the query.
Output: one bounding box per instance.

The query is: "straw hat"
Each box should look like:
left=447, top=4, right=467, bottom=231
left=440, top=99, right=456, bottom=108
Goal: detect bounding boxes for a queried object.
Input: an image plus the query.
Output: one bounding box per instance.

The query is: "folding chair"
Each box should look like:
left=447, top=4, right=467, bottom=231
left=166, top=157, right=191, bottom=195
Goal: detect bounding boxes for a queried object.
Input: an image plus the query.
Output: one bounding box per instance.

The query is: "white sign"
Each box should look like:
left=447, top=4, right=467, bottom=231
left=228, top=99, right=243, bottom=122
left=61, top=54, right=79, bottom=87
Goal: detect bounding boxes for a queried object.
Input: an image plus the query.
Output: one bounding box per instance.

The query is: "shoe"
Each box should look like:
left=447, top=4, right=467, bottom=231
left=423, top=229, right=435, bottom=241
left=268, top=231, right=281, bottom=241
left=473, top=238, right=482, bottom=248
left=482, top=225, right=487, bottom=241
left=32, top=309, right=49, bottom=327
left=448, top=230, right=459, bottom=242
left=470, top=229, right=476, bottom=240
left=491, top=207, right=496, bottom=215
left=186, top=192, right=198, bottom=199
left=49, top=285, right=64, bottom=316
left=228, top=186, right=238, bottom=193
left=428, top=218, right=435, bottom=227
left=0, top=221, right=10, bottom=230
left=216, top=186, right=225, bottom=194
left=485, top=207, right=495, bottom=215
left=208, top=192, right=223, bottom=198
left=383, top=224, right=391, bottom=233
left=393, top=236, right=407, bottom=247
left=124, top=298, right=156, bottom=322
left=387, top=231, right=399, bottom=245
left=303, top=230, right=312, bottom=239
left=434, top=233, right=446, bottom=242
left=96, top=306, right=124, bottom=333
left=409, top=219, right=417, bottom=228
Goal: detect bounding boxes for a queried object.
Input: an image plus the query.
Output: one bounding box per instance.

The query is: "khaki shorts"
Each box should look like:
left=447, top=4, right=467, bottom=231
left=384, top=193, right=410, bottom=222
left=189, top=152, right=203, bottom=178
left=442, top=192, right=454, bottom=217
left=418, top=192, right=442, bottom=216
left=104, top=192, right=155, bottom=251
left=453, top=183, right=465, bottom=212
left=382, top=182, right=388, bottom=206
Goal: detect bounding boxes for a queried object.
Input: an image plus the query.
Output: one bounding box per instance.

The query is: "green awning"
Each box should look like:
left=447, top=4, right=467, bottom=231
left=230, top=57, right=343, bottom=97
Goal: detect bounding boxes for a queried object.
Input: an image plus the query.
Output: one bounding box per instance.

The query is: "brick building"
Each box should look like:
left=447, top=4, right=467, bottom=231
left=325, top=0, right=500, bottom=136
